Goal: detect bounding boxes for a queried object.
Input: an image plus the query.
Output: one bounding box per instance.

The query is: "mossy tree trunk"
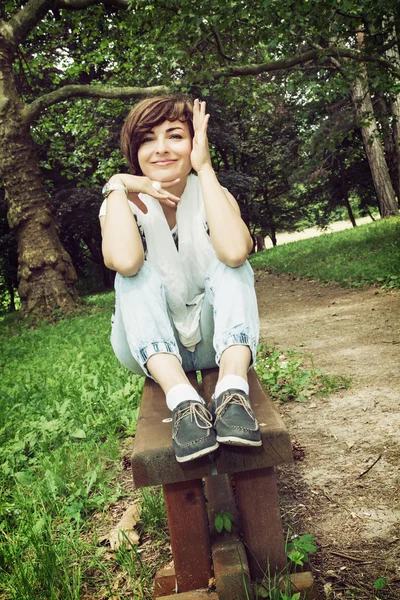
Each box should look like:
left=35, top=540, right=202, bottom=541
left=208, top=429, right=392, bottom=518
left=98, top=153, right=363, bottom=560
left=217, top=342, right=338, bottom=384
left=0, top=27, right=78, bottom=316
left=385, top=19, right=400, bottom=204
left=392, top=95, right=400, bottom=201
left=350, top=32, right=399, bottom=218
left=376, top=91, right=400, bottom=202
left=351, top=75, right=399, bottom=217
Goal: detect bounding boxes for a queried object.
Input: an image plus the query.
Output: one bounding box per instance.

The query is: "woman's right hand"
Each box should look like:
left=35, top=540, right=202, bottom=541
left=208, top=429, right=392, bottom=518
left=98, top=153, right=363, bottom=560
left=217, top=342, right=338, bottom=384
left=108, top=174, right=181, bottom=214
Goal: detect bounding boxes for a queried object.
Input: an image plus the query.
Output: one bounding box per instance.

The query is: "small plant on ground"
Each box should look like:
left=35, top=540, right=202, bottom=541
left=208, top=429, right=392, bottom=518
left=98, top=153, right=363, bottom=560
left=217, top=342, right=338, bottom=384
left=256, top=344, right=350, bottom=403
left=254, top=533, right=317, bottom=599
left=285, top=533, right=317, bottom=568
left=213, top=509, right=235, bottom=533
left=373, top=577, right=388, bottom=599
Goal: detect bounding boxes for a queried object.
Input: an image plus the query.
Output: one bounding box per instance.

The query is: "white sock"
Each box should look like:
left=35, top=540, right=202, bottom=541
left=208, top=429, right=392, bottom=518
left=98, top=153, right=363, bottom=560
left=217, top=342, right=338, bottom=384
left=214, top=375, right=249, bottom=399
left=166, top=383, right=203, bottom=412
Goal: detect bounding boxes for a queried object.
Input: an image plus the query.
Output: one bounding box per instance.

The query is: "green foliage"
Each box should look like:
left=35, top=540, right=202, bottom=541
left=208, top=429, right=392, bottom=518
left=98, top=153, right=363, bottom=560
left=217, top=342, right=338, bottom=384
left=140, top=488, right=167, bottom=534
left=213, top=509, right=235, bottom=533
left=255, top=345, right=350, bottom=403
left=374, top=577, right=387, bottom=591
left=257, top=584, right=301, bottom=600
left=244, top=531, right=317, bottom=599
left=114, top=543, right=154, bottom=598
left=250, top=217, right=400, bottom=289
left=255, top=533, right=317, bottom=600
left=51, top=187, right=107, bottom=288
left=286, top=534, right=317, bottom=567
left=0, top=294, right=145, bottom=597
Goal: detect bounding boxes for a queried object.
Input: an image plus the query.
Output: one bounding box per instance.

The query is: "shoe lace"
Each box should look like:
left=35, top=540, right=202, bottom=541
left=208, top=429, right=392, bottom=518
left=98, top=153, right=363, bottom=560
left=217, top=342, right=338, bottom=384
left=175, top=402, right=213, bottom=431
left=215, top=392, right=255, bottom=422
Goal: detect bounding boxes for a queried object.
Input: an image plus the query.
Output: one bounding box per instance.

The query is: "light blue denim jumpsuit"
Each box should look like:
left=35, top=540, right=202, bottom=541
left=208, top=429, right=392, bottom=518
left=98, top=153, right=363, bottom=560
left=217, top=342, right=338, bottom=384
left=111, top=257, right=260, bottom=379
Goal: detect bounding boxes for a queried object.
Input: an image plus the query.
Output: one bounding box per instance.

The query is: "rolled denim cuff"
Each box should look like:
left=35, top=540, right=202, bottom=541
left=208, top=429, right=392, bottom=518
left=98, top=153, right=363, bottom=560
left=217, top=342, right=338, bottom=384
left=215, top=333, right=258, bottom=370
left=139, top=341, right=182, bottom=379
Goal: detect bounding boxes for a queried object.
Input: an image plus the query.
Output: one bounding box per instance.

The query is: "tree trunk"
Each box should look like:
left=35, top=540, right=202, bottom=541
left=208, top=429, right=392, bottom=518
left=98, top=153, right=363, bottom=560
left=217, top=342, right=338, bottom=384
left=262, top=191, right=277, bottom=246
left=0, top=38, right=78, bottom=316
left=391, top=96, right=400, bottom=200
left=269, top=228, right=277, bottom=247
left=385, top=19, right=400, bottom=206
left=350, top=33, right=399, bottom=217
left=375, top=91, right=399, bottom=200
left=255, top=233, right=266, bottom=252
left=340, top=163, right=357, bottom=226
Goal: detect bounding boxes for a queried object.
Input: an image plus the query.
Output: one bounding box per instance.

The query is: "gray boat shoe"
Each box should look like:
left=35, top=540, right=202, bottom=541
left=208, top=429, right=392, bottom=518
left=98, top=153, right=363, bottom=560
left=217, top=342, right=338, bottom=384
left=172, top=400, right=219, bottom=463
left=210, top=388, right=262, bottom=447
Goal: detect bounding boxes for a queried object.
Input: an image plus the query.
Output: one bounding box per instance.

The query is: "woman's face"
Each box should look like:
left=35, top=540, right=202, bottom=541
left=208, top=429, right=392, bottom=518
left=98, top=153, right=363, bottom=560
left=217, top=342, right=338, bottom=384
left=137, top=119, right=192, bottom=182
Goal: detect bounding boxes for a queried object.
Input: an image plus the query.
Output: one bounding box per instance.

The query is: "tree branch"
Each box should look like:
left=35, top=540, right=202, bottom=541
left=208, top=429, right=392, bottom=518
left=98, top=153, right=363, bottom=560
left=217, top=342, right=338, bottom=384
left=209, top=25, right=235, bottom=62
left=8, top=0, right=53, bottom=43
left=23, top=83, right=171, bottom=124
left=23, top=46, right=400, bottom=124
left=9, top=0, right=128, bottom=44
left=191, top=47, right=400, bottom=80
left=55, top=0, right=128, bottom=9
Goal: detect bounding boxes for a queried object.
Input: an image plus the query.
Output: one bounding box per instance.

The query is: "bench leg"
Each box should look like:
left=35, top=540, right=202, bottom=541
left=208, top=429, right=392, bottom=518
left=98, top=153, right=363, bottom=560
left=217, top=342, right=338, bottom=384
left=163, top=479, right=212, bottom=592
left=234, top=467, right=286, bottom=579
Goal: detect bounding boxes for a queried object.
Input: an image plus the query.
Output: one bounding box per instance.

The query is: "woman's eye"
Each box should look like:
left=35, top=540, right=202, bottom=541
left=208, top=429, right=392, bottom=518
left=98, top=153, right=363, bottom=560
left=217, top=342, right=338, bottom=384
left=141, top=137, right=153, bottom=144
left=170, top=134, right=183, bottom=139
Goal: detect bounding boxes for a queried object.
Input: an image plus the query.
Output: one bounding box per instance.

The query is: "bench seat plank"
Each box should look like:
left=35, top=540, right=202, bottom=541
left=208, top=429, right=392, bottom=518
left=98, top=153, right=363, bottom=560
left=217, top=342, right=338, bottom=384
left=132, top=369, right=292, bottom=488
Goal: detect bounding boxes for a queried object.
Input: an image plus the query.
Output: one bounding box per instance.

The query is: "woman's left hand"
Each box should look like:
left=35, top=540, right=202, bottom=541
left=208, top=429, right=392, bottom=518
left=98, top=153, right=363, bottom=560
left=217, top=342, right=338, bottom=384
left=190, top=99, right=212, bottom=173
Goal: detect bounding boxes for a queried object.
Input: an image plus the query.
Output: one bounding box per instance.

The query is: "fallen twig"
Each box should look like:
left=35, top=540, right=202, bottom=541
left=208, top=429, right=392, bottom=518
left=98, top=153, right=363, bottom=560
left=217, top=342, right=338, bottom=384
left=321, top=488, right=362, bottom=518
left=330, top=550, right=373, bottom=563
left=358, top=453, right=382, bottom=478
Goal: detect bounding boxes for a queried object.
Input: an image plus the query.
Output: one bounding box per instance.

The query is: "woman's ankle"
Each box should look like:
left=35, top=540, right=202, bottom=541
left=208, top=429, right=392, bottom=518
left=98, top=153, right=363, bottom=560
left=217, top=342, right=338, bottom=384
left=147, top=352, right=190, bottom=393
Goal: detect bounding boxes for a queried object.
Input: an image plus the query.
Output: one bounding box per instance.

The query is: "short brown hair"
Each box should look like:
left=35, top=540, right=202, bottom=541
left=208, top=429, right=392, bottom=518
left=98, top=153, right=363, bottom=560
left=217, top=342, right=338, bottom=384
left=121, top=95, right=194, bottom=174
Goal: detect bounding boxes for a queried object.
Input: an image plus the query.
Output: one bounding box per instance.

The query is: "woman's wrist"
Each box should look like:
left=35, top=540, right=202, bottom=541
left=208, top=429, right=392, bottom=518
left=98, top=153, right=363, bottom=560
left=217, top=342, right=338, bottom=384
left=108, top=174, right=126, bottom=186
left=195, top=163, right=214, bottom=176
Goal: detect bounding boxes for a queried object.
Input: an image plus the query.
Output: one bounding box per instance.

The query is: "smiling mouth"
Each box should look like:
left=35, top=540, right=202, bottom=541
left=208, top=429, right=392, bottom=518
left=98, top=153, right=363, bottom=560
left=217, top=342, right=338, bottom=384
left=152, top=160, right=177, bottom=166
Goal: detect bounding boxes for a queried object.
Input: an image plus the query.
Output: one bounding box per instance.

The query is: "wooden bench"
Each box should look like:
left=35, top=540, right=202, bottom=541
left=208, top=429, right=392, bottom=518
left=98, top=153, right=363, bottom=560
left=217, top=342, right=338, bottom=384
left=131, top=368, right=293, bottom=599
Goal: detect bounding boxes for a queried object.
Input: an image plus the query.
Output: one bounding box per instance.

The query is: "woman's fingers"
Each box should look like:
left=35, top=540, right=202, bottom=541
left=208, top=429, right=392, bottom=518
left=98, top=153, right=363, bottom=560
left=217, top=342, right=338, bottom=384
left=193, top=99, right=209, bottom=135
left=194, top=98, right=206, bottom=128
left=202, top=112, right=210, bottom=133
left=142, top=180, right=180, bottom=208
left=120, top=176, right=181, bottom=210
left=157, top=195, right=180, bottom=208
left=154, top=190, right=180, bottom=206
left=147, top=181, right=180, bottom=201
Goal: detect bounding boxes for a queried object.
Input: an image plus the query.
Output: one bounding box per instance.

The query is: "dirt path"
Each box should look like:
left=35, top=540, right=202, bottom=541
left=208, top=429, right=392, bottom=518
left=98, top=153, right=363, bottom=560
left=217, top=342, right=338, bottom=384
left=255, top=271, right=400, bottom=599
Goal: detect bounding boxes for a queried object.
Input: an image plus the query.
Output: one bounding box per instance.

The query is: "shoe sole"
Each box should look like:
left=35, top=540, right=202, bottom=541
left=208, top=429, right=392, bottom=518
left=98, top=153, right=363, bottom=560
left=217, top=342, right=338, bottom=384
left=175, top=441, right=220, bottom=463
left=216, top=435, right=262, bottom=447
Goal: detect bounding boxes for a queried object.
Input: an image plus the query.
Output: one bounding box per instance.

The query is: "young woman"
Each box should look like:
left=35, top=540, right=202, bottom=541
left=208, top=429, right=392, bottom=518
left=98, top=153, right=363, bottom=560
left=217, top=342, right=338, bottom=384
left=99, top=95, right=261, bottom=463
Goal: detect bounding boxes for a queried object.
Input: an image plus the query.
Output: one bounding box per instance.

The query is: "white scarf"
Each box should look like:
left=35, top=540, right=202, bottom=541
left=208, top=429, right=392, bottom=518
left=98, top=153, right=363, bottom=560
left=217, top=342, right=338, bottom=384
left=134, top=174, right=215, bottom=351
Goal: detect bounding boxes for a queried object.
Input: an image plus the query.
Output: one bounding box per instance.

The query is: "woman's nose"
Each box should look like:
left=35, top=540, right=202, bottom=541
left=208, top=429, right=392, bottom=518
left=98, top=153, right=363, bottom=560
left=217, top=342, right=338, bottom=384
left=155, top=136, right=168, bottom=153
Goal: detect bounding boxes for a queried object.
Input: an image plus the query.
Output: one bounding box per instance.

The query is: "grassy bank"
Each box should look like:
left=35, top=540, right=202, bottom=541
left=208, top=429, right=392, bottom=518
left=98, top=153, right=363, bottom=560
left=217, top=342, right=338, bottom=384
left=0, top=296, right=161, bottom=599
left=250, top=216, right=400, bottom=289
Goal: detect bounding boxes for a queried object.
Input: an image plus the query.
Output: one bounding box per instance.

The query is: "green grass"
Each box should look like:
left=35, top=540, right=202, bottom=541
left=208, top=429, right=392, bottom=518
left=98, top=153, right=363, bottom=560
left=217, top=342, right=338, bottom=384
left=250, top=216, right=400, bottom=289
left=255, top=345, right=350, bottom=403
left=0, top=293, right=167, bottom=599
